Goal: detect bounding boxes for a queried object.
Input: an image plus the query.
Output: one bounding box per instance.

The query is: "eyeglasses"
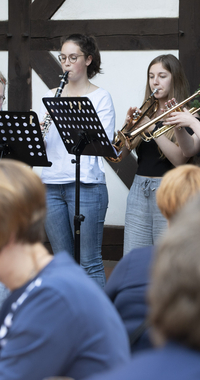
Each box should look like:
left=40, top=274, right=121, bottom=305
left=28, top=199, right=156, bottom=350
left=58, top=54, right=85, bottom=64
left=0, top=96, right=5, bottom=103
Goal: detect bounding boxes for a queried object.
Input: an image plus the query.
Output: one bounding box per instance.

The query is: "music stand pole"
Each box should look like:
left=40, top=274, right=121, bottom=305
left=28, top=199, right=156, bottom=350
left=71, top=131, right=90, bottom=263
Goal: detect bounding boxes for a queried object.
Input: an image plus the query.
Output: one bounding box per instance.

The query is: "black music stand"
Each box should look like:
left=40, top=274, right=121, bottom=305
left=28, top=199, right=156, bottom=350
left=42, top=96, right=117, bottom=264
left=0, top=111, right=51, bottom=167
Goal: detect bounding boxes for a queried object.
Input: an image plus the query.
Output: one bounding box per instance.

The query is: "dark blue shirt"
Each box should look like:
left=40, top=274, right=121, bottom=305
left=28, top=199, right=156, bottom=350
left=105, top=246, right=154, bottom=352
left=86, top=342, right=200, bottom=380
left=0, top=252, right=130, bottom=380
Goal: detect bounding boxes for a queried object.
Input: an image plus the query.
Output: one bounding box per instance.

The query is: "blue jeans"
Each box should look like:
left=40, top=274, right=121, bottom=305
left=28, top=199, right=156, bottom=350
left=123, top=175, right=168, bottom=255
left=45, top=183, right=108, bottom=288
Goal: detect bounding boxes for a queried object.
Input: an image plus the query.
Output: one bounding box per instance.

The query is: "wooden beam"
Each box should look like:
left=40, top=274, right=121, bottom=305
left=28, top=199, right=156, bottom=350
left=8, top=0, right=31, bottom=111
left=30, top=18, right=179, bottom=51
left=31, top=50, right=62, bottom=89
left=179, top=0, right=200, bottom=94
left=106, top=155, right=137, bottom=190
left=43, top=225, right=124, bottom=261
left=0, top=21, right=9, bottom=50
left=31, top=0, right=66, bottom=20
left=102, top=226, right=124, bottom=261
left=0, top=21, right=8, bottom=34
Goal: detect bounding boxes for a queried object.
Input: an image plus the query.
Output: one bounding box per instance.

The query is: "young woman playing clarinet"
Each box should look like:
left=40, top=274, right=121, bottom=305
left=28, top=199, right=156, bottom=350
left=39, top=34, right=115, bottom=288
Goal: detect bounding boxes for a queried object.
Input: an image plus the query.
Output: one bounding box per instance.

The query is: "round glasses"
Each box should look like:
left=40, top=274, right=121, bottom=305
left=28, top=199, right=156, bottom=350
left=0, top=96, right=5, bottom=103
left=58, top=54, right=85, bottom=64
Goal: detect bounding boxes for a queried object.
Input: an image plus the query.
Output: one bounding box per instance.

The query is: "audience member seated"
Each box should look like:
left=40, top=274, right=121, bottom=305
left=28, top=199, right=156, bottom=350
left=0, top=159, right=130, bottom=380
left=86, top=192, right=200, bottom=380
left=105, top=164, right=200, bottom=352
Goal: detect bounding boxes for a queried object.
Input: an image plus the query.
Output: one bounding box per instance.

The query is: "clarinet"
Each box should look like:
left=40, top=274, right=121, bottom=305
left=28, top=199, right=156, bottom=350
left=41, top=71, right=69, bottom=139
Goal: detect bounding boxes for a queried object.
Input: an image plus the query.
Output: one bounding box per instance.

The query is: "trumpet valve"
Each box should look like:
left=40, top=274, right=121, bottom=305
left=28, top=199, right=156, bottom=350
left=165, top=98, right=182, bottom=112
left=132, top=110, right=140, bottom=120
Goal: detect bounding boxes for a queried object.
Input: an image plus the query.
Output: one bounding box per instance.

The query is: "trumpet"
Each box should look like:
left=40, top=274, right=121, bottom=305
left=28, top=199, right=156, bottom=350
left=108, top=89, right=158, bottom=162
left=130, top=90, right=200, bottom=142
left=146, top=103, right=200, bottom=141
left=111, top=89, right=200, bottom=161
left=117, top=89, right=158, bottom=144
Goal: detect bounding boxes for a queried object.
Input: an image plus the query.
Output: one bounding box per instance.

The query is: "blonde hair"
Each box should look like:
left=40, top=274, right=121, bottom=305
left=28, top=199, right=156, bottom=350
left=156, top=164, right=200, bottom=221
left=0, top=159, right=46, bottom=250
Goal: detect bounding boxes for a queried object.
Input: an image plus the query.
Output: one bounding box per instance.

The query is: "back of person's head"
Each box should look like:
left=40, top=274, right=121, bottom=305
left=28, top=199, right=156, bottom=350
left=149, top=193, right=200, bottom=349
left=156, top=164, right=200, bottom=221
left=0, top=159, right=46, bottom=250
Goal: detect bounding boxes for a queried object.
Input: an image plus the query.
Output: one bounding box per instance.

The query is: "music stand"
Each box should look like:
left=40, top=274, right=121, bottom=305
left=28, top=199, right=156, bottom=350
left=0, top=111, right=52, bottom=167
left=42, top=96, right=117, bottom=264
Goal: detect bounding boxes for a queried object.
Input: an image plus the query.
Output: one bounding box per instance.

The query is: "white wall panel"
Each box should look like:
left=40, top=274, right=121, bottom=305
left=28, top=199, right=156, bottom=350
left=0, top=0, right=8, bottom=20
left=0, top=52, right=8, bottom=110
left=52, top=0, right=179, bottom=20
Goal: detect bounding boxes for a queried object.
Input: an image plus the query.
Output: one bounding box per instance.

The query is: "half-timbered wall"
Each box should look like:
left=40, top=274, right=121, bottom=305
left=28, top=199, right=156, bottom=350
left=0, top=0, right=200, bottom=257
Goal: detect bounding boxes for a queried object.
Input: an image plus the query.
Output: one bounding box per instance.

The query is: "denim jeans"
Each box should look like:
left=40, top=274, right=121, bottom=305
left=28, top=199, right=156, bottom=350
left=45, top=182, right=108, bottom=288
left=123, top=174, right=168, bottom=255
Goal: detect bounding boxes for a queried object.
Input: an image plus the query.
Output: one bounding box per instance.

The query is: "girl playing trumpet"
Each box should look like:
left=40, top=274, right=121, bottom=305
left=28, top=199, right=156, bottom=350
left=123, top=54, right=192, bottom=255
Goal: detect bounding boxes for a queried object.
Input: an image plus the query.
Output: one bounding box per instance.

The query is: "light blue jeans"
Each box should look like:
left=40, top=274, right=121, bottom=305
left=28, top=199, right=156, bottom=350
left=45, top=183, right=108, bottom=288
left=123, top=174, right=168, bottom=255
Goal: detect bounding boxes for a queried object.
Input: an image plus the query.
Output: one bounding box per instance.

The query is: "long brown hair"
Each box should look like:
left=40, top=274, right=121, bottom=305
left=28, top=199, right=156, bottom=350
left=130, top=54, right=190, bottom=151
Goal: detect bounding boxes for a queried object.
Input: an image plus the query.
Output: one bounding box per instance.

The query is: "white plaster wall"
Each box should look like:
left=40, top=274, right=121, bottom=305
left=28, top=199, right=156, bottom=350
left=52, top=0, right=179, bottom=19
left=0, top=52, right=8, bottom=110
left=0, top=0, right=8, bottom=20
left=0, top=0, right=8, bottom=103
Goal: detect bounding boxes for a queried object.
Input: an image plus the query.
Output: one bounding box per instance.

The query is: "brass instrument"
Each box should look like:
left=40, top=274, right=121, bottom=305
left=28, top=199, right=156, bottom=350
left=111, top=90, right=200, bottom=161
left=148, top=105, right=200, bottom=141
left=130, top=90, right=200, bottom=142
left=109, top=89, right=158, bottom=162
left=42, top=71, right=69, bottom=139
